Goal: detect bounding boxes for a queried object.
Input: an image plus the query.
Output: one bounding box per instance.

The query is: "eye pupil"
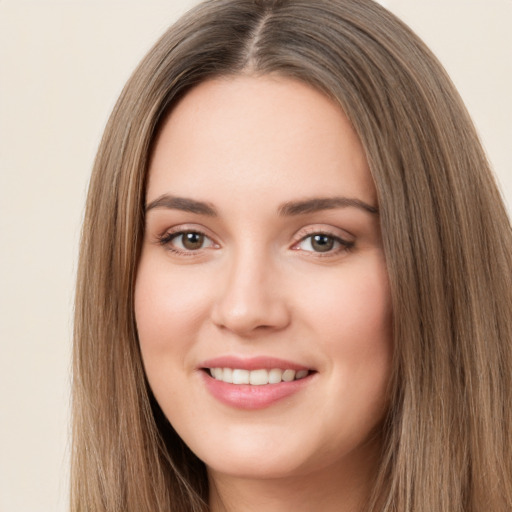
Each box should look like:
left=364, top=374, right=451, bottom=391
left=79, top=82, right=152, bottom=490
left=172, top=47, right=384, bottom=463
left=182, top=232, right=204, bottom=250
left=311, top=234, right=334, bottom=252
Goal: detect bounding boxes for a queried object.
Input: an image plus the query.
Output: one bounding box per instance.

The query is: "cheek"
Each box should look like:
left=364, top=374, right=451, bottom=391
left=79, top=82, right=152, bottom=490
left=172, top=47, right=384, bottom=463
left=305, top=254, right=392, bottom=345
left=133, top=256, right=220, bottom=420
left=134, top=256, right=213, bottom=420
left=302, top=253, right=393, bottom=403
left=134, top=257, right=210, bottom=353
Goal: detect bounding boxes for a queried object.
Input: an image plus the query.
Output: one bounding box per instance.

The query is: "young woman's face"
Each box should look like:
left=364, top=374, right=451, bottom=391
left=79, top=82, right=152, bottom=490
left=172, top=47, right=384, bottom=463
left=135, top=76, right=392, bottom=482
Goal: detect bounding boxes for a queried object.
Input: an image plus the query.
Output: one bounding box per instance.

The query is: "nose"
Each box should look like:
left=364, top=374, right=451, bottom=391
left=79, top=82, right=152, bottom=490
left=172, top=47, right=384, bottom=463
left=211, top=248, right=291, bottom=337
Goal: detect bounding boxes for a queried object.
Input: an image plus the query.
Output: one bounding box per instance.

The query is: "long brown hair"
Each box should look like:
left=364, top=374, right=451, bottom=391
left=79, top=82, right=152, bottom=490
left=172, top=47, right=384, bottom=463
left=72, top=0, right=512, bottom=510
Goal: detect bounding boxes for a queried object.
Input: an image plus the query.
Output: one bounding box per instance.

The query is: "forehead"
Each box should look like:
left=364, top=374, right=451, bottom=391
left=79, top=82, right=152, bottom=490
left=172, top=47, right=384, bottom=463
left=147, top=75, right=376, bottom=208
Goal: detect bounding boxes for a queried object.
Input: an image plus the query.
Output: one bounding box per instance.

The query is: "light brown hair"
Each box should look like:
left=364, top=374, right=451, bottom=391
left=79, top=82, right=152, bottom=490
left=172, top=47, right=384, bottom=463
left=72, top=0, right=512, bottom=510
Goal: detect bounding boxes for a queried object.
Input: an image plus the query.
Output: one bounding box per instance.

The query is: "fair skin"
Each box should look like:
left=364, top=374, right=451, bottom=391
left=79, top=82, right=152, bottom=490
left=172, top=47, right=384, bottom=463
left=135, top=75, right=392, bottom=512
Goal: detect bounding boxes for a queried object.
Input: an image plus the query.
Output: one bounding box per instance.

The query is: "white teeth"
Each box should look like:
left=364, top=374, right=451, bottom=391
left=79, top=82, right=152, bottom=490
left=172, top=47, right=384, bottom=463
left=282, top=369, right=296, bottom=382
left=249, top=369, right=269, bottom=385
left=208, top=367, right=310, bottom=385
left=268, top=368, right=283, bottom=384
left=232, top=369, right=249, bottom=384
left=223, top=367, right=233, bottom=383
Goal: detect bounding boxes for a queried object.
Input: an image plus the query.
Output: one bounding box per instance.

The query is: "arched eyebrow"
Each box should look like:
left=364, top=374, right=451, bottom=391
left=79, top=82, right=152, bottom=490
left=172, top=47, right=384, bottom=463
left=145, top=195, right=218, bottom=215
left=278, top=197, right=378, bottom=216
left=145, top=194, right=378, bottom=216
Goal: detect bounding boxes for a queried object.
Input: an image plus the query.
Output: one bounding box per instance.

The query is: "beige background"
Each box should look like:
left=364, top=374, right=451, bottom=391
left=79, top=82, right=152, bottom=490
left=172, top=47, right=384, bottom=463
left=0, top=1, right=510, bottom=511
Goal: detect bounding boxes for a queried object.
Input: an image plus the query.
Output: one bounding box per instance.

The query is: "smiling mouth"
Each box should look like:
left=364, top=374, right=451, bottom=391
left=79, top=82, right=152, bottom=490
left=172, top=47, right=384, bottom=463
left=205, top=368, right=312, bottom=385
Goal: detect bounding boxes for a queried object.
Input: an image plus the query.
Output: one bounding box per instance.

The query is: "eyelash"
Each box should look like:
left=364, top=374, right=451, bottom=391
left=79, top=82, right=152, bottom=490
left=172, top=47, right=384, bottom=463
left=292, top=230, right=355, bottom=257
left=157, top=229, right=354, bottom=257
left=158, top=229, right=217, bottom=256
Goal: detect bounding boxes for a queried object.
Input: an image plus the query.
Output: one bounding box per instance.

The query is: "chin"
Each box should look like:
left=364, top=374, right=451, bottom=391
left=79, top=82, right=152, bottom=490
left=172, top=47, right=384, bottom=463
left=204, top=451, right=311, bottom=480
left=183, top=426, right=312, bottom=479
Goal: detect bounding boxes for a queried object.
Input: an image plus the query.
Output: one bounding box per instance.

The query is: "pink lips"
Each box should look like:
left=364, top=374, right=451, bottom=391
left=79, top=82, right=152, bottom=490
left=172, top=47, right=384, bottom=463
left=201, top=355, right=310, bottom=372
left=199, top=356, right=315, bottom=410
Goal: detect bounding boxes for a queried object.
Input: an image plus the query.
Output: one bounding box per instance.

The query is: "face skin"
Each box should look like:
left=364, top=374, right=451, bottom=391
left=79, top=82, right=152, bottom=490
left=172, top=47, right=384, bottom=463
left=135, top=75, right=393, bottom=511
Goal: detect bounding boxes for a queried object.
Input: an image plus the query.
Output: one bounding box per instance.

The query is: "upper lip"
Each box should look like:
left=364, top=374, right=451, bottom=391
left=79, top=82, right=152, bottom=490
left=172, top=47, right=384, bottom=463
left=199, top=356, right=313, bottom=371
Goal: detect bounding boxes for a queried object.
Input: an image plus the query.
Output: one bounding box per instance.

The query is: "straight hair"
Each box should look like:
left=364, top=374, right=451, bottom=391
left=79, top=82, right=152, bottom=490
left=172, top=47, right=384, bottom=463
left=72, top=0, right=512, bottom=510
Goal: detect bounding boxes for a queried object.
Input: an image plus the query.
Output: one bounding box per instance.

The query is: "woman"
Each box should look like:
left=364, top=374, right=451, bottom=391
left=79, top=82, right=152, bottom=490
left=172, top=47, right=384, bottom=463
left=72, top=0, right=512, bottom=510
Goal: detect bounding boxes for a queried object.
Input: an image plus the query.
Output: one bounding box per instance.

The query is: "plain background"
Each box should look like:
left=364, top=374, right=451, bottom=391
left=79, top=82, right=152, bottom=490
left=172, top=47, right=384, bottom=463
left=0, top=1, right=510, bottom=510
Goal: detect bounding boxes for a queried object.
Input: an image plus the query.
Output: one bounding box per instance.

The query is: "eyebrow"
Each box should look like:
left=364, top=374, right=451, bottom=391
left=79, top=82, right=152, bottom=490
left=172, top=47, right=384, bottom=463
left=145, top=194, right=378, bottom=216
left=278, top=197, right=378, bottom=216
left=145, top=195, right=218, bottom=215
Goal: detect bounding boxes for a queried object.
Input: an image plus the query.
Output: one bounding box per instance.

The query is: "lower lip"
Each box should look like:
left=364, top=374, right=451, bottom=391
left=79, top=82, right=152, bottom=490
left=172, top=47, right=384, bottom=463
left=201, top=371, right=314, bottom=410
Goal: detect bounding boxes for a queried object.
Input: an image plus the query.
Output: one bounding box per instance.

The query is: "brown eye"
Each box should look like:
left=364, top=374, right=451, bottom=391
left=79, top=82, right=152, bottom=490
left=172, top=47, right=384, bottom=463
left=181, top=232, right=205, bottom=250
left=295, top=232, right=354, bottom=255
left=310, top=234, right=334, bottom=252
left=159, top=230, right=215, bottom=253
